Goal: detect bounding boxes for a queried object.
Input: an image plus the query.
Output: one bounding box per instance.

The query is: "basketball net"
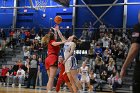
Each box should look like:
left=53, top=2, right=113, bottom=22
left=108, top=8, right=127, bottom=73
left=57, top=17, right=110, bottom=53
left=35, top=0, right=48, bottom=12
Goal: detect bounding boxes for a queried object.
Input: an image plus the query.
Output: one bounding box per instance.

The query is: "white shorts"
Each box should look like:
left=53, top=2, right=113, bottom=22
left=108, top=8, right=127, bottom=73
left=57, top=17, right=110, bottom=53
left=65, top=56, right=78, bottom=73
left=81, top=75, right=90, bottom=82
left=65, top=60, right=72, bottom=73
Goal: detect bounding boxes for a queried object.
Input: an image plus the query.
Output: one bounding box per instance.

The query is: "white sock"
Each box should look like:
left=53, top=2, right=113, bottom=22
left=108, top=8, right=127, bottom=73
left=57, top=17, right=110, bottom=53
left=82, top=83, right=85, bottom=91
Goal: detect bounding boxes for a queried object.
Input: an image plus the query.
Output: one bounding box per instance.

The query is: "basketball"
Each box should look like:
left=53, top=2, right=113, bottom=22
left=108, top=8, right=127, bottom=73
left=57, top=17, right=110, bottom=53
left=54, top=16, right=62, bottom=24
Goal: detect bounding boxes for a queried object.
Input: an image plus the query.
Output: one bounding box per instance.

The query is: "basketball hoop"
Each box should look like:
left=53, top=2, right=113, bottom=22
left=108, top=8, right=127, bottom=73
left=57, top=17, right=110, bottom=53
left=35, top=0, right=48, bottom=12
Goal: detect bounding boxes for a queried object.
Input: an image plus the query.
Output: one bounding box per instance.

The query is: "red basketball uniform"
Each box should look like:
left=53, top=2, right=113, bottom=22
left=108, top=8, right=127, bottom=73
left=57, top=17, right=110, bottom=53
left=45, top=40, right=60, bottom=70
left=56, top=62, right=69, bottom=92
left=58, top=62, right=69, bottom=81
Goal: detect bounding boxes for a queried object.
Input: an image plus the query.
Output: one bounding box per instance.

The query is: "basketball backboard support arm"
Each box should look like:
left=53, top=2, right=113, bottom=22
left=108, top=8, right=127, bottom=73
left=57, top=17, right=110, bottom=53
left=12, top=0, right=18, bottom=28
left=72, top=0, right=76, bottom=35
left=93, top=0, right=118, bottom=26
left=81, top=0, right=103, bottom=24
left=123, top=0, right=127, bottom=32
left=29, top=0, right=34, bottom=8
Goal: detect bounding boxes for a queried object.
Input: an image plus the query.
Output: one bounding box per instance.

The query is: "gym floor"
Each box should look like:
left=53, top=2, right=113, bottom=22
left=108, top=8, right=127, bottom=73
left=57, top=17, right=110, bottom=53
left=0, top=87, right=113, bottom=93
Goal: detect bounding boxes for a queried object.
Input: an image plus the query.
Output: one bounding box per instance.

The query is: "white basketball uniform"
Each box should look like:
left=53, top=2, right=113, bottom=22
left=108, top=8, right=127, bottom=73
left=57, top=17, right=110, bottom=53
left=64, top=42, right=77, bottom=73
left=80, top=66, right=90, bottom=82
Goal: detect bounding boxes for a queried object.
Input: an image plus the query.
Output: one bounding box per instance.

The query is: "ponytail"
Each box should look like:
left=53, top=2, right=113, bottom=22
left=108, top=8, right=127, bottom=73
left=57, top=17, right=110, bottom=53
left=41, top=32, right=55, bottom=45
left=41, top=34, right=50, bottom=45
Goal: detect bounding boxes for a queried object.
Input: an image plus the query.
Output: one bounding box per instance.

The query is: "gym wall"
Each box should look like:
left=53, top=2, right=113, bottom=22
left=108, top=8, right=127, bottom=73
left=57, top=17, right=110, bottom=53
left=0, top=0, right=139, bottom=29
left=0, top=0, right=14, bottom=28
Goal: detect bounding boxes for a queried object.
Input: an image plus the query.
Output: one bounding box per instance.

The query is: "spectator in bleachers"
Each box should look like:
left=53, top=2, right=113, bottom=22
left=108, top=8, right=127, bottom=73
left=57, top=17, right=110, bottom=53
left=12, top=30, right=17, bottom=48
left=6, top=66, right=14, bottom=86
left=24, top=58, right=30, bottom=68
left=89, top=70, right=97, bottom=92
left=38, top=43, right=44, bottom=57
left=9, top=30, right=16, bottom=49
left=13, top=61, right=21, bottom=72
left=101, top=35, right=110, bottom=50
left=20, top=31, right=26, bottom=44
left=105, top=46, right=111, bottom=54
left=80, top=30, right=89, bottom=41
left=36, top=58, right=44, bottom=87
left=38, top=28, right=44, bottom=38
left=95, top=56, right=104, bottom=73
left=108, top=73, right=113, bottom=89
left=111, top=44, right=118, bottom=60
left=30, top=28, right=36, bottom=39
left=13, top=60, right=27, bottom=72
left=15, top=30, right=21, bottom=45
left=13, top=30, right=19, bottom=44
left=107, top=58, right=116, bottom=77
left=35, top=34, right=40, bottom=41
left=23, top=47, right=30, bottom=61
left=112, top=72, right=122, bottom=93
left=99, top=23, right=106, bottom=33
left=102, top=49, right=110, bottom=64
left=88, top=22, right=94, bottom=41
left=116, top=47, right=124, bottom=59
left=12, top=67, right=25, bottom=88
left=0, top=29, right=6, bottom=40
left=101, top=70, right=108, bottom=81
left=88, top=46, right=94, bottom=58
left=98, top=70, right=109, bottom=91
left=96, top=37, right=103, bottom=47
left=24, top=30, right=30, bottom=39
left=94, top=44, right=103, bottom=57
left=30, top=40, right=35, bottom=55
left=33, top=39, right=39, bottom=54
left=0, top=65, right=8, bottom=86
left=10, top=29, right=14, bottom=40
left=90, top=40, right=96, bottom=48
left=23, top=38, right=31, bottom=50
left=88, top=46, right=95, bottom=68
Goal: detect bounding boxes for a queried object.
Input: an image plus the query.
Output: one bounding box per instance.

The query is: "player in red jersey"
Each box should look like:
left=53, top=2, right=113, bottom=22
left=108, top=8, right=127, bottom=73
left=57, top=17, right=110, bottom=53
left=56, top=56, right=73, bottom=93
left=42, top=26, right=66, bottom=93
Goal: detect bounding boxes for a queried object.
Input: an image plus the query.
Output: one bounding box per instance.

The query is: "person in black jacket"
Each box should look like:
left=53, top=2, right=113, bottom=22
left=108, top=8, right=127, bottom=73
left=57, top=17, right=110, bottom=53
left=26, top=54, right=39, bottom=89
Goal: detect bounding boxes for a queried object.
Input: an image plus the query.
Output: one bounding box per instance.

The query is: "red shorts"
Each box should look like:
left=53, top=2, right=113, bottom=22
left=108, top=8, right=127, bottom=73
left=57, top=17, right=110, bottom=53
left=45, top=54, right=58, bottom=70
left=59, top=73, right=69, bottom=83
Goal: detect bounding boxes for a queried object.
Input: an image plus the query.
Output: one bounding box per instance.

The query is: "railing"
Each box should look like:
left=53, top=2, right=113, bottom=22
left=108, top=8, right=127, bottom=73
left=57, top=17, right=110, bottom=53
left=0, top=27, right=133, bottom=30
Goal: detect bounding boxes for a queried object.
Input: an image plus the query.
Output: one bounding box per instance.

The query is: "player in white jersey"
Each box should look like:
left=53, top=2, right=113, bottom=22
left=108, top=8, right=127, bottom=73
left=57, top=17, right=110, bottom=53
left=79, top=62, right=90, bottom=91
left=64, top=41, right=78, bottom=72
left=56, top=28, right=82, bottom=93
left=63, top=35, right=82, bottom=93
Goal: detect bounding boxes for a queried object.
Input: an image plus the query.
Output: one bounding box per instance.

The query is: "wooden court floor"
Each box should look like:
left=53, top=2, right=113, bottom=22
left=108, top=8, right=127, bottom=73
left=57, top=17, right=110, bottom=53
left=0, top=86, right=112, bottom=93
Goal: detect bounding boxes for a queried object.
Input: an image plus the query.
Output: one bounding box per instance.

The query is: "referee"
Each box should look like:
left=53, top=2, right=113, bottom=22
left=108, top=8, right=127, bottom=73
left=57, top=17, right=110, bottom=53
left=27, top=54, right=39, bottom=89
left=120, top=12, right=140, bottom=93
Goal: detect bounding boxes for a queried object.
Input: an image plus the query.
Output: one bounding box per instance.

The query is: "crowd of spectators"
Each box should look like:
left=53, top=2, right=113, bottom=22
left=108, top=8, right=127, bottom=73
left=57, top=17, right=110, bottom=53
left=0, top=28, right=46, bottom=88
left=77, top=23, right=132, bottom=92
